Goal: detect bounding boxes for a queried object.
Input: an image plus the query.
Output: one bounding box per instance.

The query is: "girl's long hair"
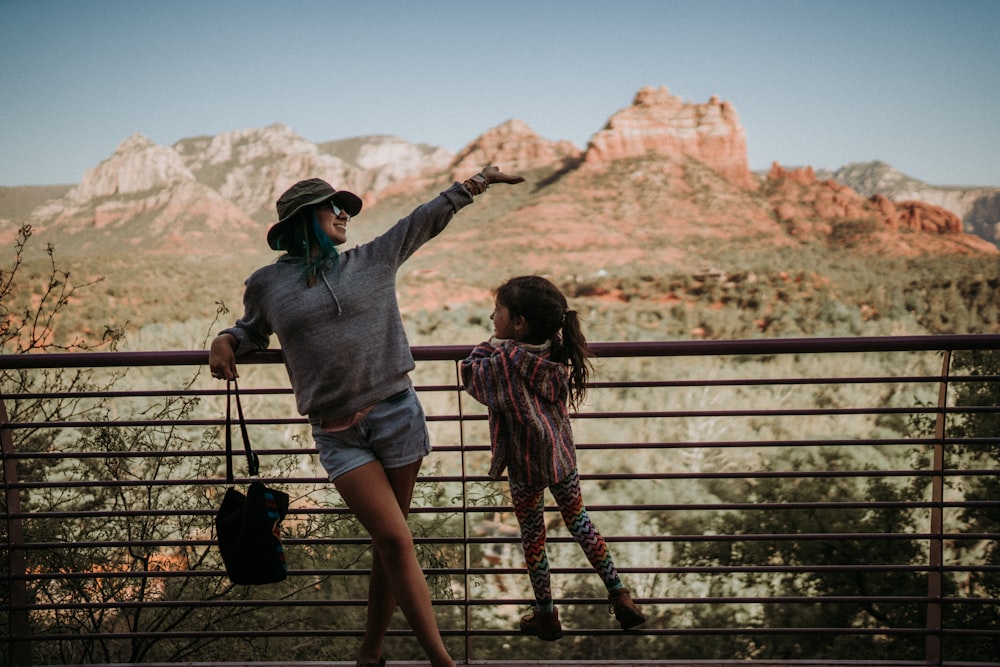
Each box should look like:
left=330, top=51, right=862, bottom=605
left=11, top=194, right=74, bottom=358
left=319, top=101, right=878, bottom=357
left=282, top=207, right=338, bottom=284
left=494, top=275, right=593, bottom=409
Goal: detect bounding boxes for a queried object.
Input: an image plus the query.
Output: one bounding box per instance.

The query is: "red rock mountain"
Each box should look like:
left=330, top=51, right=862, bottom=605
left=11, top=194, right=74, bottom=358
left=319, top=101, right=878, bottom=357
left=10, top=86, right=997, bottom=260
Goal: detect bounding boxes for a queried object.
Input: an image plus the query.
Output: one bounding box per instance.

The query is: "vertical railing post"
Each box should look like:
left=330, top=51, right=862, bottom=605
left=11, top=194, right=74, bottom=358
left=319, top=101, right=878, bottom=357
left=1, top=398, right=31, bottom=667
left=454, top=361, right=472, bottom=663
left=925, top=349, right=950, bottom=665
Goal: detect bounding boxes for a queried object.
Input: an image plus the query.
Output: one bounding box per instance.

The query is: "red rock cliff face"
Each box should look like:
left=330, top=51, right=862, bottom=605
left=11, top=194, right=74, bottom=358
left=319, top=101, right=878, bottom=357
left=584, top=86, right=755, bottom=190
left=766, top=163, right=996, bottom=255
left=868, top=194, right=965, bottom=233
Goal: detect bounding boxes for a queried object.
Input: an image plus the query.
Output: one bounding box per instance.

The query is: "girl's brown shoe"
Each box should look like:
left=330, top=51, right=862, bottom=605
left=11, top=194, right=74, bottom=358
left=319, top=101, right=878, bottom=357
left=519, top=607, right=563, bottom=641
left=608, top=587, right=646, bottom=630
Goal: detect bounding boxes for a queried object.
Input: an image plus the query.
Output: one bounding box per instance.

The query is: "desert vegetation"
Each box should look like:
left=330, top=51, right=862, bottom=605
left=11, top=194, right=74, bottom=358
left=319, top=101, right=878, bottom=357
left=2, top=208, right=999, bottom=663
left=12, top=231, right=1000, bottom=356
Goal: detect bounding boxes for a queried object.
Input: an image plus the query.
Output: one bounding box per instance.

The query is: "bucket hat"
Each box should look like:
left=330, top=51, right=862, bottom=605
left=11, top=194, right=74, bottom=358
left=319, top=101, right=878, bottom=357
left=266, top=178, right=363, bottom=250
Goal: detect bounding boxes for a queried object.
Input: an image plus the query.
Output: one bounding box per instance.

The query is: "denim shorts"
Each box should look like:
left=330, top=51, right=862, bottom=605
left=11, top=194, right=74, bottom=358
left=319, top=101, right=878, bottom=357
left=311, top=387, right=431, bottom=481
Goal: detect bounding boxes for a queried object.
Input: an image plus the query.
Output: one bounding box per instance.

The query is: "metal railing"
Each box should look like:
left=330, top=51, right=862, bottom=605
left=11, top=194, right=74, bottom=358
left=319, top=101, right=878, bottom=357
left=2, top=335, right=1000, bottom=666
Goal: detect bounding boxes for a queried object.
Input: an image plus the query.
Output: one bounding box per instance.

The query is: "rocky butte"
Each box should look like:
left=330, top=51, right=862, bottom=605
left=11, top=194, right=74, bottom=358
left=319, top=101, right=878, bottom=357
left=584, top=86, right=756, bottom=189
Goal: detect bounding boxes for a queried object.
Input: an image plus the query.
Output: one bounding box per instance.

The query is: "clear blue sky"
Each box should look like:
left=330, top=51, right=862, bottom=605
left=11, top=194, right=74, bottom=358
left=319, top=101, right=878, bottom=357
left=2, top=0, right=998, bottom=187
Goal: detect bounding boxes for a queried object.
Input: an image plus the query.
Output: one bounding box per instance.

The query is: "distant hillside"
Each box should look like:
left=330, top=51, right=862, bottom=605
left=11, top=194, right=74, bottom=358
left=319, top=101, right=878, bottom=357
left=0, top=184, right=72, bottom=221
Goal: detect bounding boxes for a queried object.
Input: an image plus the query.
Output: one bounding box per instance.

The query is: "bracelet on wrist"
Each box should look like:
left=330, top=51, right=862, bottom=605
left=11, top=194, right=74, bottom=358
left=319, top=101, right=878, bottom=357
left=463, top=174, right=488, bottom=196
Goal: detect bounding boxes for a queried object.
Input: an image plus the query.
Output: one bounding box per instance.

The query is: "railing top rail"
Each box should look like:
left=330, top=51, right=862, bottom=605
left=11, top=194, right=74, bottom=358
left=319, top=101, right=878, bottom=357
left=2, top=334, right=999, bottom=369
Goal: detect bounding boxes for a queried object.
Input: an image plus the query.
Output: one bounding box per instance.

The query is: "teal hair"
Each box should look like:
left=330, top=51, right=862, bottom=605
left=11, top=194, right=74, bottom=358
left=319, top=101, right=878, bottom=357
left=283, top=208, right=339, bottom=284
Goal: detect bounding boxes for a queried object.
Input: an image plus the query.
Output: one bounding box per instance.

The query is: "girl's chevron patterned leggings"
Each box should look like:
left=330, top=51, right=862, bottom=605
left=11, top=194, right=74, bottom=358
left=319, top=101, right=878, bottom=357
left=510, top=469, right=620, bottom=605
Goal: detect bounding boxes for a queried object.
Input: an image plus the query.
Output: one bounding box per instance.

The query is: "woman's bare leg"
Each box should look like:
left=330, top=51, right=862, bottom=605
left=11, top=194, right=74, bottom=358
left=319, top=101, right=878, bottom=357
left=354, top=461, right=419, bottom=664
left=335, top=460, right=454, bottom=667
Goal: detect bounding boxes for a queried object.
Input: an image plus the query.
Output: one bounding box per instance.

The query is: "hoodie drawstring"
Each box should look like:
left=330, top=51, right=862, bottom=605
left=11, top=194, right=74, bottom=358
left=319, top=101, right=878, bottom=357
left=320, top=272, right=343, bottom=316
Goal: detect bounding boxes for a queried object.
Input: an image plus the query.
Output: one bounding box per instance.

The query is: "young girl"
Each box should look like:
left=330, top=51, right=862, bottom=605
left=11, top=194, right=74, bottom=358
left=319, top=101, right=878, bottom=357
left=460, top=275, right=645, bottom=641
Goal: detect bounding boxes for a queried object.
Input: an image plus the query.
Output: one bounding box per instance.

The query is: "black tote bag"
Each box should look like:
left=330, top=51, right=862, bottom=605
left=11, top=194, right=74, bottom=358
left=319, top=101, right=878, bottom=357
left=215, top=379, right=289, bottom=585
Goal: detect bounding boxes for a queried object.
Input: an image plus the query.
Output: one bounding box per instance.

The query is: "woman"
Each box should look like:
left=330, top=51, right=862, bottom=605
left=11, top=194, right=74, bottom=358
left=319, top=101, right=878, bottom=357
left=209, top=166, right=524, bottom=667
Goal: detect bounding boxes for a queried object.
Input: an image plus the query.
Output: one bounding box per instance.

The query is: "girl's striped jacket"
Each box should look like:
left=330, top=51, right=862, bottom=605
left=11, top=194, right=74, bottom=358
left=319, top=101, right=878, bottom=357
left=460, top=337, right=578, bottom=491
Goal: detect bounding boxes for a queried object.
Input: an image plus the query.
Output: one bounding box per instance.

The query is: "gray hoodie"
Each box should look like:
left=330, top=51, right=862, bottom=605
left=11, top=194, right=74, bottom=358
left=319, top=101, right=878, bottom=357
left=222, top=182, right=473, bottom=419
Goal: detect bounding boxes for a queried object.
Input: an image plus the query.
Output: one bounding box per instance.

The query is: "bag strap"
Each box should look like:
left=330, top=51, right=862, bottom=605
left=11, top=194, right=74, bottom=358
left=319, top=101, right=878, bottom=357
left=225, top=379, right=260, bottom=483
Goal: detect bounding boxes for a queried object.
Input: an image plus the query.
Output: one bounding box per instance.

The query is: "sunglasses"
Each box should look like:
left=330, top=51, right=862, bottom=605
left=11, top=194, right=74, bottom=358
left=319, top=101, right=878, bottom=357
left=327, top=200, right=349, bottom=218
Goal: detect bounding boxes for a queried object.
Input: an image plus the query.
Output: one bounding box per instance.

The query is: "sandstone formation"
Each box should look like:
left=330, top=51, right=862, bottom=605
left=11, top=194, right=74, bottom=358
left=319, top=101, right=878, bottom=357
left=174, top=124, right=363, bottom=222
left=447, top=119, right=581, bottom=181
left=323, top=134, right=454, bottom=194
left=29, top=133, right=256, bottom=255
left=895, top=200, right=963, bottom=234
left=869, top=195, right=962, bottom=234
left=24, top=125, right=450, bottom=253
left=767, top=163, right=874, bottom=235
left=818, top=161, right=1000, bottom=248
left=765, top=163, right=997, bottom=255
left=584, top=86, right=755, bottom=189
left=66, top=133, right=195, bottom=200
left=174, top=125, right=455, bottom=221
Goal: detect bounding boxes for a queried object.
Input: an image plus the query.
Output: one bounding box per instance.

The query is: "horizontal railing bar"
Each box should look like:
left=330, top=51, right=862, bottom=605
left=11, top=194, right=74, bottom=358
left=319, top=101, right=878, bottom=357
left=575, top=406, right=996, bottom=419
left=12, top=532, right=996, bottom=554
left=9, top=437, right=1000, bottom=462
left=11, top=499, right=1000, bottom=525
left=0, top=441, right=956, bottom=461
left=9, top=505, right=1000, bottom=528
left=17, top=497, right=1000, bottom=521
left=14, top=567, right=1000, bottom=587
left=18, top=594, right=1000, bottom=615
left=8, top=406, right=998, bottom=432
left=591, top=375, right=1000, bottom=388
left=21, top=563, right=990, bottom=585
left=9, top=387, right=293, bottom=400
left=9, top=470, right=1000, bottom=492
left=56, top=602, right=962, bottom=623
left=14, top=375, right=1000, bottom=401
left=12, top=595, right=984, bottom=610
left=18, top=626, right=950, bottom=642
left=5, top=334, right=1000, bottom=370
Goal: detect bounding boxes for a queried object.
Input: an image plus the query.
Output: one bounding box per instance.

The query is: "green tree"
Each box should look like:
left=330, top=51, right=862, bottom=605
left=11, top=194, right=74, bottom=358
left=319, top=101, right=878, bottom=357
left=671, top=447, right=934, bottom=661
